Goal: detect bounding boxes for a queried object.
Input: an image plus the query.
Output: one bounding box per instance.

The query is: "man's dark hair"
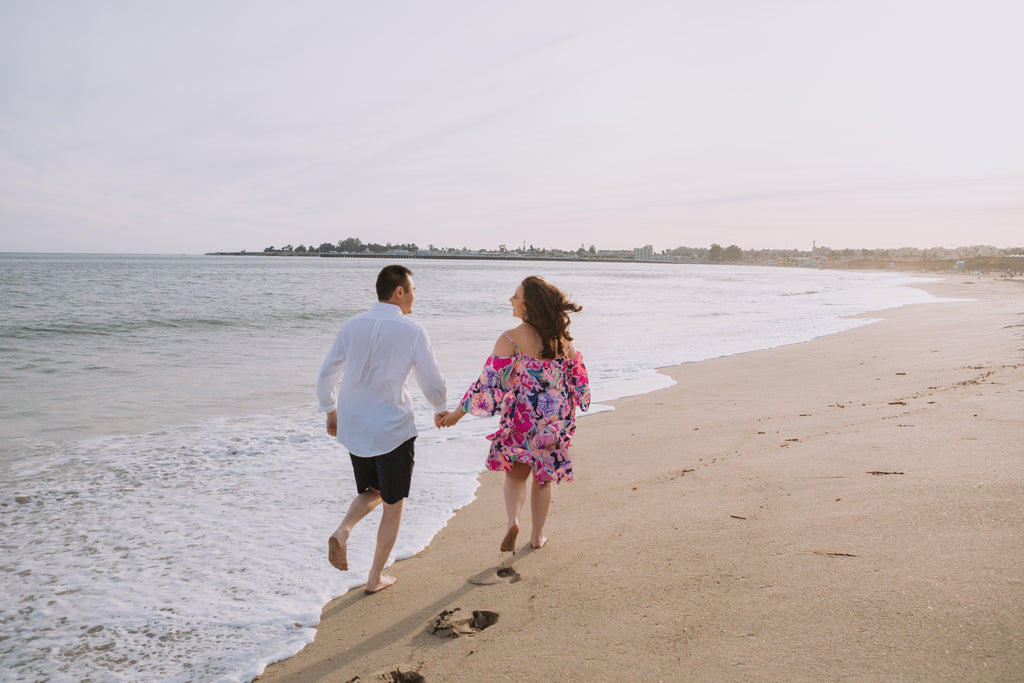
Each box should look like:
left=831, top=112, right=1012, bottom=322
left=376, top=265, right=413, bottom=301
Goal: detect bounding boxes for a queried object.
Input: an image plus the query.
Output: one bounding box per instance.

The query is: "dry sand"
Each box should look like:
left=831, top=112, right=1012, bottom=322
left=258, top=275, right=1023, bottom=682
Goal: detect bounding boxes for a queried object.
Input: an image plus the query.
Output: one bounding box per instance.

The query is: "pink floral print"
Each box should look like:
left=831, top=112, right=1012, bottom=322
left=459, top=351, right=590, bottom=484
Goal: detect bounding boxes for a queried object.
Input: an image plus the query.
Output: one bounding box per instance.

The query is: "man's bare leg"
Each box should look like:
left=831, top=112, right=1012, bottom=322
left=502, top=463, right=531, bottom=551
left=529, top=476, right=552, bottom=549
left=365, top=499, right=403, bottom=593
left=329, top=490, right=382, bottom=571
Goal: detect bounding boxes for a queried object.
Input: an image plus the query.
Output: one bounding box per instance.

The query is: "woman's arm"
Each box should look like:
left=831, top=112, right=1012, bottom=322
left=454, top=347, right=518, bottom=419
left=438, top=408, right=466, bottom=428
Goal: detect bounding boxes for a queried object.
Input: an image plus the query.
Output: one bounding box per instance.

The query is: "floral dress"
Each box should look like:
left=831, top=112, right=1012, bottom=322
left=459, top=336, right=590, bottom=485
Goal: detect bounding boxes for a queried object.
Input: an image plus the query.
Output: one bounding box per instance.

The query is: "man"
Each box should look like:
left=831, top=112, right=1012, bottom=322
left=316, top=264, right=447, bottom=593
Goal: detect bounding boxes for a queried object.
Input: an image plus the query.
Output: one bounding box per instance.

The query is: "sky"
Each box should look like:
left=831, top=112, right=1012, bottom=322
left=1, top=0, right=1022, bottom=254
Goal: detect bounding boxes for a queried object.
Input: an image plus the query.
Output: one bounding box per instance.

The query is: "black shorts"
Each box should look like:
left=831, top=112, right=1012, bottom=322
left=349, top=437, right=416, bottom=505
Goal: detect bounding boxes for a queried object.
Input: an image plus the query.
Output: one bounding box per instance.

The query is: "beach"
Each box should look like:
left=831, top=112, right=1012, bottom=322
left=5, top=257, right=960, bottom=680
left=257, top=274, right=1023, bottom=682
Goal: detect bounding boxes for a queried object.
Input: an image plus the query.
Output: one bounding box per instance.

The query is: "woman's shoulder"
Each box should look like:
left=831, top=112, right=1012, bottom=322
left=494, top=325, right=554, bottom=360
left=492, top=328, right=522, bottom=357
left=510, top=324, right=542, bottom=343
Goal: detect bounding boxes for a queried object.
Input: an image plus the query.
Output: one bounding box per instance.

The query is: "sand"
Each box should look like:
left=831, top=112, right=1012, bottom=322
left=257, top=274, right=1023, bottom=682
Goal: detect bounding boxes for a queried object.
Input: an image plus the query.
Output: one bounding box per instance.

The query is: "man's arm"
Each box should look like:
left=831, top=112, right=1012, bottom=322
left=317, top=328, right=346, bottom=442
left=412, top=329, right=447, bottom=412
left=316, top=328, right=347, bottom=415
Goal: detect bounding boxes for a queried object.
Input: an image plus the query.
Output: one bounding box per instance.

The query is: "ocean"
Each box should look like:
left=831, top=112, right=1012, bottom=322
left=0, top=254, right=950, bottom=681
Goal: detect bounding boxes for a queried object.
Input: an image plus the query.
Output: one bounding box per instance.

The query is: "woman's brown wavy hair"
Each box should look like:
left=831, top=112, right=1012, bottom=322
left=520, top=276, right=582, bottom=359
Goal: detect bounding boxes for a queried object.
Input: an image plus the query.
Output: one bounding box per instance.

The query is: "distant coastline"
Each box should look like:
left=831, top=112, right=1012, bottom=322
left=206, top=235, right=1022, bottom=272
left=204, top=249, right=1024, bottom=274
left=206, top=250, right=627, bottom=264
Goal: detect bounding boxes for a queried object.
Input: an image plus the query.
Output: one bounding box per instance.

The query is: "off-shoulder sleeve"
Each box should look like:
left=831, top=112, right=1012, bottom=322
left=567, top=352, right=590, bottom=412
left=458, top=355, right=518, bottom=416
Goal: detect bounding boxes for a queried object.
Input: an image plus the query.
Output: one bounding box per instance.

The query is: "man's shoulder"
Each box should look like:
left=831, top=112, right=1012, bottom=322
left=346, top=308, right=428, bottom=334
left=340, top=308, right=374, bottom=327
left=392, top=314, right=428, bottom=335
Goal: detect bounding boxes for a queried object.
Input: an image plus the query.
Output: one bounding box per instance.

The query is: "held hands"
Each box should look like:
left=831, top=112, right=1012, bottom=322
left=434, top=409, right=466, bottom=429
left=330, top=408, right=455, bottom=436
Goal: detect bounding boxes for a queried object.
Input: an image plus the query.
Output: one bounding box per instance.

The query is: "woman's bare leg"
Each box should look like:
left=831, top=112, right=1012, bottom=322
left=502, top=463, right=531, bottom=551
left=529, top=476, right=552, bottom=548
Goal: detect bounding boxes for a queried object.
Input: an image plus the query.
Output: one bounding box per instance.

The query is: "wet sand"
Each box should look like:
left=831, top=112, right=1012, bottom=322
left=258, top=274, right=1023, bottom=682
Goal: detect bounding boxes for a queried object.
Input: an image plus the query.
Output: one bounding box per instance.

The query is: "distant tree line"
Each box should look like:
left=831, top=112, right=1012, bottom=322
left=263, top=238, right=420, bottom=254
left=253, top=237, right=1019, bottom=264
left=259, top=237, right=601, bottom=257
left=664, top=243, right=1016, bottom=263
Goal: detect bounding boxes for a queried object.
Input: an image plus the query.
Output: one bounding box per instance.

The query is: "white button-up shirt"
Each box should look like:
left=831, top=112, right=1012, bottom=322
left=317, top=302, right=447, bottom=457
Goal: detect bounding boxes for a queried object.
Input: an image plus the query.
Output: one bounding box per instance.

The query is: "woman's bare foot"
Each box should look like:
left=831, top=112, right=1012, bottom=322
left=328, top=534, right=348, bottom=571
left=364, top=574, right=397, bottom=594
left=531, top=535, right=547, bottom=549
left=500, top=523, right=519, bottom=552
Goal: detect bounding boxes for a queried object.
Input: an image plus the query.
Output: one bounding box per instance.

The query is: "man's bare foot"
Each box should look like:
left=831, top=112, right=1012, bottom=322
left=500, top=524, right=519, bottom=552
left=328, top=535, right=348, bottom=571
left=531, top=535, right=547, bottom=549
left=364, top=574, right=396, bottom=594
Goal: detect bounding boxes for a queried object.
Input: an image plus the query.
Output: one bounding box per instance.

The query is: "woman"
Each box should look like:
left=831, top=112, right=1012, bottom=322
left=439, top=276, right=590, bottom=551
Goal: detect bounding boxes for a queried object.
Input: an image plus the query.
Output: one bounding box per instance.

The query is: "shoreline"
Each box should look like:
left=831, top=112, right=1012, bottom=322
left=257, top=274, right=1023, bottom=682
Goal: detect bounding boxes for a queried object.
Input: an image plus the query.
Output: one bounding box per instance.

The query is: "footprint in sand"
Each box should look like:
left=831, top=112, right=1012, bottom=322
left=428, top=608, right=500, bottom=638
left=375, top=667, right=425, bottom=682
left=496, top=567, right=521, bottom=582
left=468, top=566, right=521, bottom=585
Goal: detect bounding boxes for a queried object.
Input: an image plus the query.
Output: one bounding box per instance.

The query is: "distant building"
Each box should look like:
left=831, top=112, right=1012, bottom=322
left=598, top=249, right=632, bottom=260
left=634, top=244, right=654, bottom=261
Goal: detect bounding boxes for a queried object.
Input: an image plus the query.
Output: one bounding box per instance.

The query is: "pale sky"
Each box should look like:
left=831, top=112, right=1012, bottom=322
left=1, top=0, right=1022, bottom=254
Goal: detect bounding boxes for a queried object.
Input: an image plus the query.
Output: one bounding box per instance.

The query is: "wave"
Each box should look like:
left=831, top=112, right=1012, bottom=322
left=1, top=408, right=481, bottom=682
left=4, top=317, right=254, bottom=340
left=3, top=309, right=352, bottom=343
